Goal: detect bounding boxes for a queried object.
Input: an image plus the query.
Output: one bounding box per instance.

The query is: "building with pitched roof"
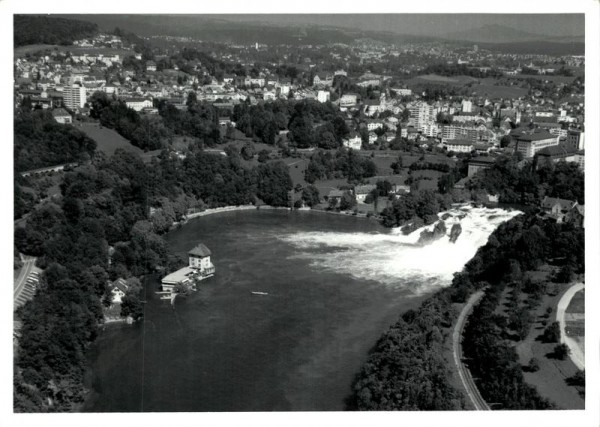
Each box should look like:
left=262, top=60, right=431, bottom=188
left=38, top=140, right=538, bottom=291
left=541, top=196, right=578, bottom=223
left=161, top=244, right=215, bottom=291
left=513, top=130, right=559, bottom=158
left=52, top=108, right=72, bottom=124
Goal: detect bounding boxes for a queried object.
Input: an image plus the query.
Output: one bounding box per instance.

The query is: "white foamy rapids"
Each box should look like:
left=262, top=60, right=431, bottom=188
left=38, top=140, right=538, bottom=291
left=280, top=206, right=522, bottom=294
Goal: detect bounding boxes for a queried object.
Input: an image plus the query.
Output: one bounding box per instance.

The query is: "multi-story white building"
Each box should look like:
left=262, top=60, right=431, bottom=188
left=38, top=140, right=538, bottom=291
left=408, top=102, right=433, bottom=133
left=340, top=93, right=358, bottom=108
left=441, top=124, right=483, bottom=142
left=444, top=139, right=474, bottom=153
left=549, top=128, right=568, bottom=139
left=317, top=90, right=330, bottom=103
left=422, top=123, right=440, bottom=138
left=62, top=84, right=87, bottom=110
left=125, top=98, right=153, bottom=111
left=461, top=99, right=473, bottom=113
left=514, top=131, right=560, bottom=158
left=366, top=120, right=384, bottom=131
left=567, top=130, right=585, bottom=150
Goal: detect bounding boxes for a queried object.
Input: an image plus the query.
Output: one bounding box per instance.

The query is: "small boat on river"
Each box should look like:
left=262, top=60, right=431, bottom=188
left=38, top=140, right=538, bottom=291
left=251, top=291, right=269, bottom=296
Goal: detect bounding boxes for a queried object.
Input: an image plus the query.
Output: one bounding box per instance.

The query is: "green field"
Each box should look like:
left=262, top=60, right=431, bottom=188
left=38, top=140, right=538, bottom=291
left=414, top=74, right=477, bottom=84
left=468, top=81, right=528, bottom=99
left=79, top=123, right=144, bottom=156
left=566, top=289, right=585, bottom=314
left=403, top=74, right=530, bottom=99
left=79, top=122, right=161, bottom=163
left=508, top=74, right=579, bottom=85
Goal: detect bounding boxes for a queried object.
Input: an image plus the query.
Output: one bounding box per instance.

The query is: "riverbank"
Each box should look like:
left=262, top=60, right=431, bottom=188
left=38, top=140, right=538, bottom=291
left=173, top=204, right=381, bottom=228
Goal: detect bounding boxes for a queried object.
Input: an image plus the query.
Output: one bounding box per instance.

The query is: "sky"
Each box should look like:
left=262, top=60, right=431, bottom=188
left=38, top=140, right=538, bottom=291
left=206, top=14, right=585, bottom=38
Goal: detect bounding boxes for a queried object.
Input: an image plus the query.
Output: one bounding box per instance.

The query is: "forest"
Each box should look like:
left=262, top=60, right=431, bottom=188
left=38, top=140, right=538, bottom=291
left=232, top=99, right=350, bottom=149
left=304, top=149, right=377, bottom=183
left=14, top=15, right=98, bottom=47
left=467, top=155, right=585, bottom=205
left=89, top=92, right=172, bottom=150
left=14, top=109, right=97, bottom=172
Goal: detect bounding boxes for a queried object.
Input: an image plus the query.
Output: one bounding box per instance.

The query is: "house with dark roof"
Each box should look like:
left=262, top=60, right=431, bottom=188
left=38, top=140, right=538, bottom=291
left=52, top=108, right=72, bottom=124
left=541, top=196, right=578, bottom=223
left=467, top=156, right=496, bottom=177
left=535, top=143, right=579, bottom=168
left=354, top=184, right=377, bottom=202
left=565, top=204, right=585, bottom=228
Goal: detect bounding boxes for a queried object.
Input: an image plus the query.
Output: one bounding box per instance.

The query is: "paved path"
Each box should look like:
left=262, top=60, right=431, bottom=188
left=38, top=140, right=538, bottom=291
left=556, top=282, right=585, bottom=370
left=453, top=289, right=491, bottom=411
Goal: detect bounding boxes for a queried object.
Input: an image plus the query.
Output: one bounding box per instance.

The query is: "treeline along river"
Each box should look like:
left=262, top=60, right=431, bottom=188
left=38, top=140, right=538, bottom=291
left=83, top=207, right=518, bottom=412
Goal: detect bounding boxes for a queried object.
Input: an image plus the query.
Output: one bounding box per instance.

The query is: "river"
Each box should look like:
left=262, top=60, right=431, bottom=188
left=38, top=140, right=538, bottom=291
left=83, top=206, right=520, bottom=412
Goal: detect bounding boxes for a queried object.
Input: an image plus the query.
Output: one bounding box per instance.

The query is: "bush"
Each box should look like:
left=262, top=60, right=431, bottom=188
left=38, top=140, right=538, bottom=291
left=257, top=149, right=270, bottom=163
left=527, top=357, right=540, bottom=372
left=553, top=344, right=570, bottom=360
left=241, top=142, right=256, bottom=160
left=541, top=321, right=561, bottom=343
left=566, top=370, right=585, bottom=387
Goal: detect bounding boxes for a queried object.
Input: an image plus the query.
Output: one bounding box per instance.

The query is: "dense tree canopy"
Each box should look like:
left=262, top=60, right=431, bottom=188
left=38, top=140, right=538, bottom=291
left=14, top=110, right=96, bottom=172
left=89, top=92, right=171, bottom=150
left=14, top=15, right=98, bottom=47
left=305, top=149, right=377, bottom=184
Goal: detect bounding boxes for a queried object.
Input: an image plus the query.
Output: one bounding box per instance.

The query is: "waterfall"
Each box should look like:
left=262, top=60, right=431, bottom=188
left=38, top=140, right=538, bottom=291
left=279, top=205, right=522, bottom=294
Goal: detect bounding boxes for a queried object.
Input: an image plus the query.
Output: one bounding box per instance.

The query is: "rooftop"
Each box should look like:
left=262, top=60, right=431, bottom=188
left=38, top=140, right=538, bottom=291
left=161, top=266, right=195, bottom=284
left=541, top=196, right=576, bottom=210
left=537, top=144, right=578, bottom=157
left=51, top=108, right=71, bottom=117
left=469, top=156, right=496, bottom=164
left=189, top=243, right=211, bottom=258
left=513, top=130, right=555, bottom=142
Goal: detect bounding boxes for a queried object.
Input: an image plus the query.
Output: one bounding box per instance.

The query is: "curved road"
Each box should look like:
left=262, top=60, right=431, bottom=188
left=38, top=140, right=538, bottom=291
left=556, top=282, right=585, bottom=370
left=453, top=289, right=491, bottom=411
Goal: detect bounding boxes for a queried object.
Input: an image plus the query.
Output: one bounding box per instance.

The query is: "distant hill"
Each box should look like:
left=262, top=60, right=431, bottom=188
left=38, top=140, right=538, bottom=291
left=46, top=15, right=582, bottom=55
left=14, top=15, right=98, bottom=47
left=480, top=41, right=585, bottom=56
left=443, top=23, right=584, bottom=45
left=60, top=14, right=434, bottom=46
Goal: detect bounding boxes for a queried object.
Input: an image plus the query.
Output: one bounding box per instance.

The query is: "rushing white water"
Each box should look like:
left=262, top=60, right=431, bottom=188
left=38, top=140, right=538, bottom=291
left=280, top=205, right=522, bottom=294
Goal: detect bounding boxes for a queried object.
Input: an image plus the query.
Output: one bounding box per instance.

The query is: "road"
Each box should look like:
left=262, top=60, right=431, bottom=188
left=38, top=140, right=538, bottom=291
left=556, top=282, right=585, bottom=370
left=14, top=255, right=37, bottom=307
left=452, top=289, right=491, bottom=411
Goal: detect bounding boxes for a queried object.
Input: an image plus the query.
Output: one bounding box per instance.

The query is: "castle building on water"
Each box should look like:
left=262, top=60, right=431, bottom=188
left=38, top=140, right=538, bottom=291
left=161, top=243, right=215, bottom=291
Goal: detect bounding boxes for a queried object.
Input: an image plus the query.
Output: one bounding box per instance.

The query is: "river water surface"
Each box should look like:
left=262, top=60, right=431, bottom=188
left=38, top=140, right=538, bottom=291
left=83, top=207, right=519, bottom=412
